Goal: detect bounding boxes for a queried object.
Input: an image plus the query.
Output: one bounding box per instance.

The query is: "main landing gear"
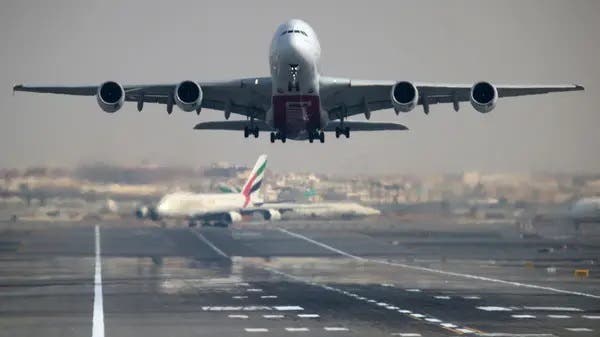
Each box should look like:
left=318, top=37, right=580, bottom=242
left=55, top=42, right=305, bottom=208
left=308, top=131, right=325, bottom=143
left=270, top=132, right=287, bottom=143
left=244, top=126, right=259, bottom=138
left=335, top=126, right=350, bottom=139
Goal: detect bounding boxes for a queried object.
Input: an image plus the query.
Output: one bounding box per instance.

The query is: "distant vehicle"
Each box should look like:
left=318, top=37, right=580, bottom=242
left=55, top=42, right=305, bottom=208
left=139, top=155, right=279, bottom=227
left=14, top=19, right=583, bottom=143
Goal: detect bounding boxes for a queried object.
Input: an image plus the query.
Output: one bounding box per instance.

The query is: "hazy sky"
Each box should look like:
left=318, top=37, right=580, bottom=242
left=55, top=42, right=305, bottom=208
left=1, top=0, right=599, bottom=174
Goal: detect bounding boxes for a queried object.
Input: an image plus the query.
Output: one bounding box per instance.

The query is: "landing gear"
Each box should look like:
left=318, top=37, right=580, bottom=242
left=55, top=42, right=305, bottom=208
left=335, top=126, right=350, bottom=138
left=308, top=130, right=325, bottom=143
left=244, top=126, right=259, bottom=138
left=270, top=131, right=286, bottom=143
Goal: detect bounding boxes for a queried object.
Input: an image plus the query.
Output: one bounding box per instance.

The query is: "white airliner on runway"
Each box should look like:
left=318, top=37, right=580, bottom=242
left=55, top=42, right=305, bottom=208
left=142, top=154, right=278, bottom=227
left=14, top=19, right=584, bottom=143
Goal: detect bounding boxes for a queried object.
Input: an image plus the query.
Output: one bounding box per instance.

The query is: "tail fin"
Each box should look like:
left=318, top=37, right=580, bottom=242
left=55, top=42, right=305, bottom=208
left=241, top=154, right=267, bottom=207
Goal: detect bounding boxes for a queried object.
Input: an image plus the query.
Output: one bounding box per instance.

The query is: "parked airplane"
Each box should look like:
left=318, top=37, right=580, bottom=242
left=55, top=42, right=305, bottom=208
left=570, top=197, right=600, bottom=230
left=14, top=19, right=584, bottom=143
left=262, top=201, right=381, bottom=220
left=141, top=154, right=280, bottom=227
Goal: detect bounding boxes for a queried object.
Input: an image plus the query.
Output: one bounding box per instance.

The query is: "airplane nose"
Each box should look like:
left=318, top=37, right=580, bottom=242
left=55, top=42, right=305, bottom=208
left=283, top=35, right=312, bottom=65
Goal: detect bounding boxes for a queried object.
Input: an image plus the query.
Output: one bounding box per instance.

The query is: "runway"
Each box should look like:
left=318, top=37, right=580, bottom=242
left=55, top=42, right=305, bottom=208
left=1, top=221, right=599, bottom=337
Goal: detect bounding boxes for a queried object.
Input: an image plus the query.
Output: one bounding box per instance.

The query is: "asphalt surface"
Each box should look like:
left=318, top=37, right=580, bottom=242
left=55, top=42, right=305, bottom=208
left=1, top=220, right=599, bottom=337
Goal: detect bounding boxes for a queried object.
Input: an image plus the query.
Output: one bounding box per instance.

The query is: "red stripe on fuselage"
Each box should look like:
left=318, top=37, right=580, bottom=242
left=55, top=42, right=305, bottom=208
left=272, top=95, right=320, bottom=137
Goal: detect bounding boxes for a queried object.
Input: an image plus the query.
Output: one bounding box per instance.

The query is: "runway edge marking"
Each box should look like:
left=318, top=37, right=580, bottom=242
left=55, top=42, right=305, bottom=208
left=93, top=225, right=105, bottom=337
left=277, top=228, right=600, bottom=300
left=190, top=229, right=229, bottom=259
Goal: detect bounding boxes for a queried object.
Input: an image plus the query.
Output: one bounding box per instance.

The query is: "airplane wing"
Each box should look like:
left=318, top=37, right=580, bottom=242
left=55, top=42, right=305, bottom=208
left=319, top=77, right=584, bottom=119
left=13, top=78, right=272, bottom=120
left=193, top=120, right=274, bottom=131
left=324, top=121, right=408, bottom=131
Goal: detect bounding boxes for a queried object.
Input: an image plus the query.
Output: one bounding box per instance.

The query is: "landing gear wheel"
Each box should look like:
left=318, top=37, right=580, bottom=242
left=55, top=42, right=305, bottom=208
left=270, top=132, right=276, bottom=143
left=319, top=131, right=325, bottom=143
left=335, top=128, right=341, bottom=138
left=344, top=126, right=350, bottom=138
left=253, top=127, right=259, bottom=138
left=281, top=136, right=286, bottom=143
left=244, top=126, right=249, bottom=138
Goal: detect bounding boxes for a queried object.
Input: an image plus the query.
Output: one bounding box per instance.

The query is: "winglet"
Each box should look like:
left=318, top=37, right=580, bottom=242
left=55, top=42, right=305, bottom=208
left=13, top=84, right=22, bottom=95
left=573, top=84, right=585, bottom=91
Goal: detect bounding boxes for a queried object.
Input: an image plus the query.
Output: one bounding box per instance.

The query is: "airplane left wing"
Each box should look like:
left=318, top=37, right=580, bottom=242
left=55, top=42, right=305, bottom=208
left=193, top=120, right=274, bottom=131
left=13, top=78, right=272, bottom=119
left=324, top=121, right=408, bottom=131
left=319, top=77, right=584, bottom=118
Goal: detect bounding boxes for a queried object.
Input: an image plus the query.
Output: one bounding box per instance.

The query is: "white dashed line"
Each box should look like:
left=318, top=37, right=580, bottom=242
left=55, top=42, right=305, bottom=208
left=425, top=318, right=442, bottom=323
left=233, top=295, right=248, bottom=299
left=228, top=314, right=249, bottom=319
left=277, top=228, right=600, bottom=299
left=434, top=296, right=451, bottom=300
left=410, top=313, right=425, bottom=318
left=92, top=226, right=104, bottom=337
left=247, top=288, right=263, bottom=292
left=582, top=315, right=600, bottom=319
left=391, top=333, right=421, bottom=337
left=260, top=295, right=277, bottom=299
left=285, top=327, right=310, bottom=332
left=263, top=314, right=284, bottom=319
left=547, top=315, right=571, bottom=319
left=512, top=314, right=536, bottom=319
left=397, top=309, right=412, bottom=314
left=406, top=289, right=422, bottom=292
left=456, top=328, right=476, bottom=334
left=297, top=314, right=320, bottom=318
left=479, top=334, right=555, bottom=337
left=274, top=306, right=304, bottom=311
left=324, top=327, right=349, bottom=332
left=190, top=229, right=229, bottom=258
left=565, top=328, right=593, bottom=332
left=524, top=306, right=582, bottom=312
left=441, top=323, right=458, bottom=328
left=477, top=306, right=513, bottom=312
left=463, top=296, right=481, bottom=300
left=245, top=328, right=269, bottom=332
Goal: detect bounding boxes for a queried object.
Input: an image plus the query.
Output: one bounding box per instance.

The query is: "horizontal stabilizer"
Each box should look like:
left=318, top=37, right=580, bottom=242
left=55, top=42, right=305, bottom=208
left=194, top=120, right=274, bottom=131
left=324, top=121, right=409, bottom=131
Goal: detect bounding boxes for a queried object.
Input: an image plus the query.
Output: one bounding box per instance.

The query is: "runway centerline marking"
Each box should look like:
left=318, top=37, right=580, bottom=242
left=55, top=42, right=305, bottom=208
left=92, top=225, right=104, bottom=337
left=277, top=228, right=600, bottom=300
left=190, top=229, right=229, bottom=258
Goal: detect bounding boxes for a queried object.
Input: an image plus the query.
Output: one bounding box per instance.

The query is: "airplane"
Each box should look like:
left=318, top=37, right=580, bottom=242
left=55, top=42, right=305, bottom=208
left=13, top=19, right=584, bottom=143
left=261, top=201, right=381, bottom=220
left=142, top=154, right=281, bottom=227
left=518, top=197, right=600, bottom=233
left=570, top=197, right=600, bottom=230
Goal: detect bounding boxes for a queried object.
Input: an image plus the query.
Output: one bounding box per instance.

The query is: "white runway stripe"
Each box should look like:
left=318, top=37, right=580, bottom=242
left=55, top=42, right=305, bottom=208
left=190, top=229, right=229, bottom=258
left=324, top=327, right=349, bottom=331
left=245, top=328, right=269, bottom=332
left=297, top=314, right=319, bottom=318
left=277, top=228, right=600, bottom=299
left=285, top=327, right=309, bottom=332
left=92, top=225, right=104, bottom=337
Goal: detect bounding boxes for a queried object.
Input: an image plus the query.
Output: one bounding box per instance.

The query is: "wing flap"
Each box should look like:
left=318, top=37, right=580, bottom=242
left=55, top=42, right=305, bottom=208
left=324, top=121, right=408, bottom=131
left=193, top=120, right=273, bottom=131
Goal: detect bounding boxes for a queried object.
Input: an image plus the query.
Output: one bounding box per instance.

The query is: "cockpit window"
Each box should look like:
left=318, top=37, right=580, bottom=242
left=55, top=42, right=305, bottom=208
left=280, top=30, right=308, bottom=37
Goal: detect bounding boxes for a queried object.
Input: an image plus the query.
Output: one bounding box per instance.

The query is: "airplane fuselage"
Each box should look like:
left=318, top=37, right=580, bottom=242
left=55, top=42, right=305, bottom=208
left=267, top=19, right=325, bottom=140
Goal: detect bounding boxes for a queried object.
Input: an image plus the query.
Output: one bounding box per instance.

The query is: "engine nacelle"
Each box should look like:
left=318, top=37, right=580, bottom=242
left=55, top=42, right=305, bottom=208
left=264, top=209, right=282, bottom=221
left=97, top=81, right=125, bottom=113
left=226, top=211, right=243, bottom=224
left=470, top=81, right=498, bottom=113
left=391, top=81, right=419, bottom=113
left=174, top=81, right=203, bottom=112
left=135, top=206, right=149, bottom=219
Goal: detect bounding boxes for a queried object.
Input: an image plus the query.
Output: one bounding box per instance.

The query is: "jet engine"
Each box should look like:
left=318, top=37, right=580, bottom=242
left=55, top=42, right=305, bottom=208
left=470, top=81, right=497, bottom=113
left=264, top=209, right=282, bottom=221
left=391, top=81, right=418, bottom=113
left=135, top=206, right=149, bottom=219
left=97, top=81, right=125, bottom=113
left=174, top=81, right=203, bottom=112
left=226, top=211, right=243, bottom=224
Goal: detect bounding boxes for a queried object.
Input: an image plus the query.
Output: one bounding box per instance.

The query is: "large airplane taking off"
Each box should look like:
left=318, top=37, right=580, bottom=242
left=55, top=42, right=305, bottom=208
left=14, top=19, right=583, bottom=143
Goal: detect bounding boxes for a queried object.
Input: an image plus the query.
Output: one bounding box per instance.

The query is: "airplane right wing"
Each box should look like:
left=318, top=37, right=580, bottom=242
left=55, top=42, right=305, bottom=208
left=14, top=78, right=273, bottom=120
left=193, top=120, right=274, bottom=131
left=324, top=121, right=408, bottom=131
